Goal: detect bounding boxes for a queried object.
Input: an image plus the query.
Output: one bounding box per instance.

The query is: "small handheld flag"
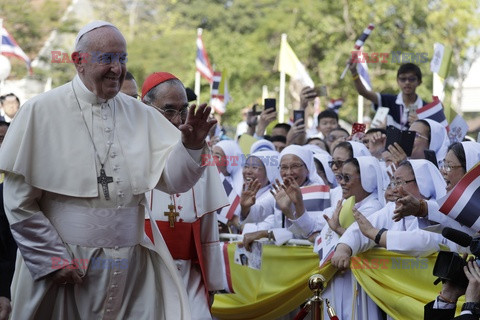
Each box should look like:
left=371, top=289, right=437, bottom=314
left=340, top=23, right=375, bottom=79
left=438, top=162, right=480, bottom=231
left=416, top=96, right=448, bottom=128
left=327, top=98, right=343, bottom=113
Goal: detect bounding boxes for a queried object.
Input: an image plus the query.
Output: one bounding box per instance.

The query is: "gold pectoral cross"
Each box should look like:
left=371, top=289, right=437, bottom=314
left=164, top=204, right=179, bottom=228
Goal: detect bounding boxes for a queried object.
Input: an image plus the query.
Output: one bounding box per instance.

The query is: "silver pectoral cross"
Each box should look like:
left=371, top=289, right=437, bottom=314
left=97, top=165, right=114, bottom=200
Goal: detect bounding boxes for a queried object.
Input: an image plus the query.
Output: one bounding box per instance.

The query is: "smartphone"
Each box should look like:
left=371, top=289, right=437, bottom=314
left=385, top=125, right=415, bottom=157
left=424, top=149, right=438, bottom=168
left=293, top=110, right=305, bottom=125
left=315, top=86, right=328, bottom=97
left=371, top=107, right=389, bottom=128
left=352, top=122, right=366, bottom=135
left=400, top=130, right=415, bottom=157
left=264, top=98, right=276, bottom=112
left=408, top=104, right=418, bottom=117
left=385, top=126, right=402, bottom=150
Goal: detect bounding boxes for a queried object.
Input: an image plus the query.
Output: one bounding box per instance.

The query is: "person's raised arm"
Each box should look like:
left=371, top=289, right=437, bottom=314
left=349, top=61, right=378, bottom=105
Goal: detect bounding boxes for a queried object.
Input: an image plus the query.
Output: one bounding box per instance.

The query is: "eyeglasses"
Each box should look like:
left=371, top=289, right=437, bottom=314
left=152, top=106, right=189, bottom=121
left=414, top=132, right=429, bottom=141
left=328, top=160, right=345, bottom=169
left=398, top=76, right=418, bottom=83
left=439, top=161, right=463, bottom=173
left=279, top=163, right=305, bottom=172
left=335, top=174, right=358, bottom=183
left=391, top=179, right=416, bottom=188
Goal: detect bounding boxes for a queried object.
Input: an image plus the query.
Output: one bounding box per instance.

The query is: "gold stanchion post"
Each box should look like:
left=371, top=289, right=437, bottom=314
left=308, top=274, right=326, bottom=320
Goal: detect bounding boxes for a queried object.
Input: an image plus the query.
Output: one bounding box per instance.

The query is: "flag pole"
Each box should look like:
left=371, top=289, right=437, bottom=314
left=279, top=33, right=287, bottom=123
left=195, top=71, right=201, bottom=105
left=357, top=95, right=364, bottom=123
left=194, top=28, right=203, bottom=105
left=0, top=18, right=4, bottom=91
left=0, top=18, right=3, bottom=54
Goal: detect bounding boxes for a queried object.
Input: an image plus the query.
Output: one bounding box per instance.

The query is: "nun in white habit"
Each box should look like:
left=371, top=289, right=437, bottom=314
left=328, top=141, right=372, bottom=216
left=288, top=156, right=384, bottom=242
left=213, top=140, right=245, bottom=195
left=333, top=159, right=447, bottom=266
left=238, top=150, right=280, bottom=224
left=249, top=139, right=276, bottom=154
left=242, top=145, right=329, bottom=246
left=424, top=119, right=449, bottom=163
left=372, top=141, right=480, bottom=256
left=314, top=156, right=386, bottom=320
left=312, top=153, right=337, bottom=188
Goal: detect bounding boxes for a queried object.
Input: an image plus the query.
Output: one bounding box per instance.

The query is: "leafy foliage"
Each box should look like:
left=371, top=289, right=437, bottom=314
left=3, top=0, right=480, bottom=131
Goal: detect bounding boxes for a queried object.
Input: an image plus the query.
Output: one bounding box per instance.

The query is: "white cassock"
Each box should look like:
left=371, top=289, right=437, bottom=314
left=146, top=163, right=229, bottom=320
left=0, top=75, right=208, bottom=320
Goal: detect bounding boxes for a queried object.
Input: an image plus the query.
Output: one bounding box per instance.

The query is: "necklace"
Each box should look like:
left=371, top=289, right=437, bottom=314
left=72, top=82, right=115, bottom=200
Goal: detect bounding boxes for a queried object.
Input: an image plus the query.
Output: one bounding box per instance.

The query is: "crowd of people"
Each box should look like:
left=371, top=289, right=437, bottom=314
left=0, top=19, right=479, bottom=320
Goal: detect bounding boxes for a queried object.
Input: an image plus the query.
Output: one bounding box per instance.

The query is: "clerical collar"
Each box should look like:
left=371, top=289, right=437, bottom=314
left=72, top=75, right=110, bottom=105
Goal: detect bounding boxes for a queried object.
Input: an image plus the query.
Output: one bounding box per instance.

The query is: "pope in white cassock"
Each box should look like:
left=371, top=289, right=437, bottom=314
left=0, top=21, right=217, bottom=320
left=140, top=71, right=230, bottom=320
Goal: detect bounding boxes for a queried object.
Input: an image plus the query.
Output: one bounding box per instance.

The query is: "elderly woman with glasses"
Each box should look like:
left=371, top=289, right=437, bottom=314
left=242, top=145, right=331, bottom=249
left=332, top=159, right=447, bottom=270
left=389, top=141, right=480, bottom=235
left=370, top=141, right=480, bottom=251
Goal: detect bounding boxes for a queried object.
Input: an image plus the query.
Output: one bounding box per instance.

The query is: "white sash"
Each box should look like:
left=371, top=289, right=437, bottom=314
left=45, top=200, right=143, bottom=248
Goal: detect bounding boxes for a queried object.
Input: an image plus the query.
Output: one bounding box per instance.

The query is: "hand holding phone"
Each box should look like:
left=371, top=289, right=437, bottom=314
left=385, top=125, right=415, bottom=157
left=293, top=110, right=305, bottom=125
left=264, top=98, right=276, bottom=112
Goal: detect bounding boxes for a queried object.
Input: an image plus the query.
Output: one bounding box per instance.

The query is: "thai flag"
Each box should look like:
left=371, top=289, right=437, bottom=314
left=354, top=24, right=375, bottom=50
left=327, top=99, right=343, bottom=113
left=1, top=26, right=32, bottom=74
left=301, top=185, right=331, bottom=213
left=211, top=71, right=222, bottom=98
left=416, top=96, right=448, bottom=128
left=216, top=175, right=240, bottom=224
left=438, top=162, right=480, bottom=231
left=195, top=29, right=213, bottom=83
left=357, top=58, right=372, bottom=90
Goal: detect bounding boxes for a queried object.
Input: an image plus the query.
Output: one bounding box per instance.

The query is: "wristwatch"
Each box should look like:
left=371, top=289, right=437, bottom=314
left=462, top=302, right=480, bottom=316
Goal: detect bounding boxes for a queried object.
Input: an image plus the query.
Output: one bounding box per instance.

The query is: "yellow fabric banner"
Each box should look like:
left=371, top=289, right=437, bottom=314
left=212, top=243, right=464, bottom=320
left=212, top=243, right=337, bottom=320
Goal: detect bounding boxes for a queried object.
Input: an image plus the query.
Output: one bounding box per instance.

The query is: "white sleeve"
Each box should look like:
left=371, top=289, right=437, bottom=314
left=4, top=173, right=72, bottom=280
left=240, top=194, right=275, bottom=224
left=287, top=207, right=330, bottom=238
left=338, top=207, right=390, bottom=255
left=156, top=141, right=208, bottom=194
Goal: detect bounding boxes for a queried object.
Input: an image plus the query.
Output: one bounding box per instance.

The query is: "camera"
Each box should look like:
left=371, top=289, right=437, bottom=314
left=433, top=227, right=480, bottom=288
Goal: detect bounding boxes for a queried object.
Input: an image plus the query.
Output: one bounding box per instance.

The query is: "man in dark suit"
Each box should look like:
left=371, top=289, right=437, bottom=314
left=0, top=121, right=14, bottom=320
left=424, top=261, right=480, bottom=320
left=0, top=183, right=17, bottom=320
